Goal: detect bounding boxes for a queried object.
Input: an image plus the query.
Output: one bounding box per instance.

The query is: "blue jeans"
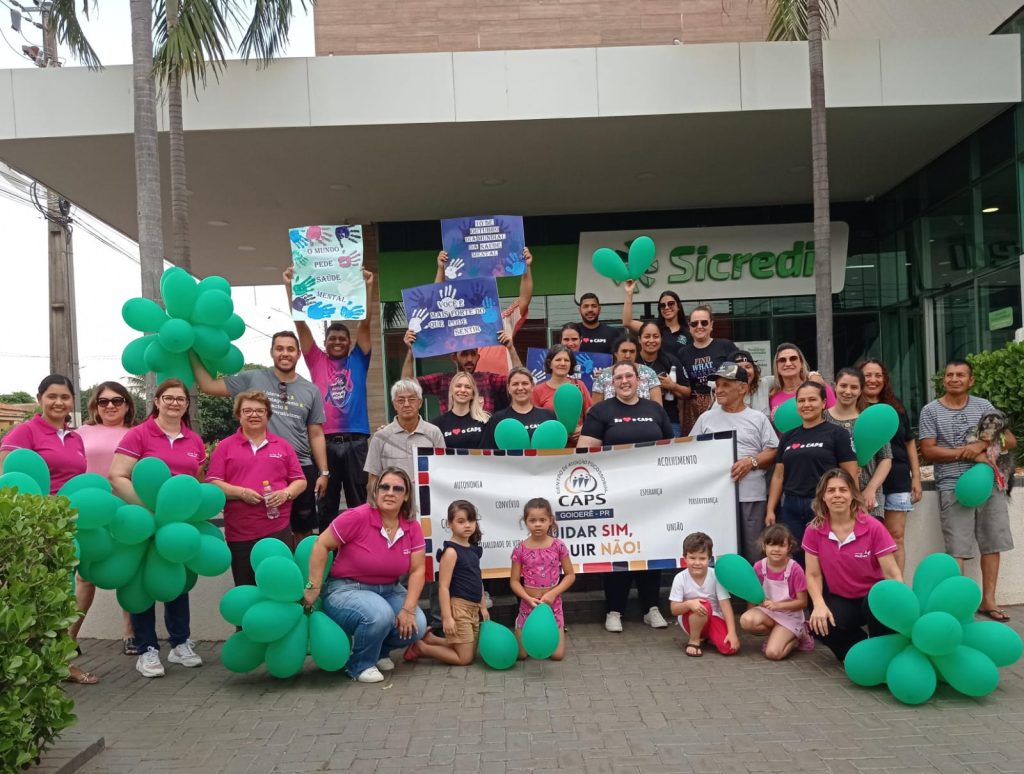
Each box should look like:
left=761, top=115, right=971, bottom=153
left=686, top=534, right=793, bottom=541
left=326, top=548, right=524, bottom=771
left=321, top=578, right=426, bottom=677
left=779, top=494, right=815, bottom=565
left=130, top=593, right=190, bottom=652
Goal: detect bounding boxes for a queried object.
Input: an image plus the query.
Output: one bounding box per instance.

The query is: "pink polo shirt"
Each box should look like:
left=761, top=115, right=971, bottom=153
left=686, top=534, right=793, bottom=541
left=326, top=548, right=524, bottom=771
left=1, top=414, right=86, bottom=494
left=802, top=512, right=897, bottom=599
left=206, top=430, right=304, bottom=542
left=328, top=503, right=425, bottom=584
left=116, top=417, right=206, bottom=477
left=76, top=424, right=130, bottom=476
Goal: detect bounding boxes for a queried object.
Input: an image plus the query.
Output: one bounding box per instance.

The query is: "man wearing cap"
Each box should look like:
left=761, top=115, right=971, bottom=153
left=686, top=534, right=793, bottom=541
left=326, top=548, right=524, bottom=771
left=692, top=361, right=778, bottom=562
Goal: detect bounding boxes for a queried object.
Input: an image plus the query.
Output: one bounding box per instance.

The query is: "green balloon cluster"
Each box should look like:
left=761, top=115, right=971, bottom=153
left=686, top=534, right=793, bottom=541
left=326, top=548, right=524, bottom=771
left=121, top=267, right=247, bottom=387
left=591, top=236, right=656, bottom=283
left=956, top=463, right=995, bottom=508
left=712, top=554, right=766, bottom=605
left=478, top=620, right=519, bottom=670
left=773, top=398, right=801, bottom=433
left=520, top=604, right=560, bottom=659
left=845, top=553, right=1022, bottom=705
left=495, top=384, right=583, bottom=451
left=853, top=403, right=899, bottom=466
left=0, top=448, right=51, bottom=495
left=219, top=536, right=350, bottom=678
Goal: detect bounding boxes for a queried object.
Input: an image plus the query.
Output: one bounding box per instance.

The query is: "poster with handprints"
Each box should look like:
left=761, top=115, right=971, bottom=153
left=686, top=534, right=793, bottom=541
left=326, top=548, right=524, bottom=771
left=526, top=348, right=611, bottom=392
left=288, top=225, right=366, bottom=321
left=402, top=278, right=503, bottom=358
left=440, top=215, right=526, bottom=279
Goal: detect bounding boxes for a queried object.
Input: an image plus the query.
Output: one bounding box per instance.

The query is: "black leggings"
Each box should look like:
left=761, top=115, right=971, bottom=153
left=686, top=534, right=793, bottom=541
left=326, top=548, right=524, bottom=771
left=604, top=570, right=662, bottom=614
left=815, top=589, right=892, bottom=662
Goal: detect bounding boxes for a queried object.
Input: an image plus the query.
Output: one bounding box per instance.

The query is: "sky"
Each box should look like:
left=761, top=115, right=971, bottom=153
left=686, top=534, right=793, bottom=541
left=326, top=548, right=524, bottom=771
left=0, top=2, right=316, bottom=394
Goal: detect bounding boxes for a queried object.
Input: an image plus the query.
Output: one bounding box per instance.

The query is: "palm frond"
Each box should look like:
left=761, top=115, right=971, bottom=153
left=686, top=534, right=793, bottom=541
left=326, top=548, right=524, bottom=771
left=47, top=0, right=101, bottom=69
left=153, top=0, right=235, bottom=92
left=238, top=0, right=314, bottom=67
left=756, top=0, right=838, bottom=42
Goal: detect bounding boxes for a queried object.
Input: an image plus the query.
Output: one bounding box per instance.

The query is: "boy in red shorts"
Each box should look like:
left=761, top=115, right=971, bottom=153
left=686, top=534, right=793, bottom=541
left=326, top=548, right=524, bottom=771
left=669, top=532, right=740, bottom=657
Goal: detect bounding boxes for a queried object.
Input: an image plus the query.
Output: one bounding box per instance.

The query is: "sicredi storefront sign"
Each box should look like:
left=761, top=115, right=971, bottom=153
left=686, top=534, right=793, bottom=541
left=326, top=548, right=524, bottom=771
left=576, top=222, right=850, bottom=301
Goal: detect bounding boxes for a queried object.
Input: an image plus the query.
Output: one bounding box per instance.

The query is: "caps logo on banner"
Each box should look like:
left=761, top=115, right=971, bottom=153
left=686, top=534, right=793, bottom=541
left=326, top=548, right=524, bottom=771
left=555, top=461, right=609, bottom=511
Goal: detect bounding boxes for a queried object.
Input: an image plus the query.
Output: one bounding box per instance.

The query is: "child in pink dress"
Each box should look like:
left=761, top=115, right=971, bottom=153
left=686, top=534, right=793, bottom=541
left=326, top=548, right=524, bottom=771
left=510, top=497, right=576, bottom=661
left=740, top=524, right=813, bottom=660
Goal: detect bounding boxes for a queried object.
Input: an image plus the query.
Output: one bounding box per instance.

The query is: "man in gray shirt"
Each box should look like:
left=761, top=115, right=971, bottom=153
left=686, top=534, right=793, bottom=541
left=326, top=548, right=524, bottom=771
left=365, top=378, right=445, bottom=492
left=192, top=331, right=329, bottom=540
left=920, top=358, right=1016, bottom=622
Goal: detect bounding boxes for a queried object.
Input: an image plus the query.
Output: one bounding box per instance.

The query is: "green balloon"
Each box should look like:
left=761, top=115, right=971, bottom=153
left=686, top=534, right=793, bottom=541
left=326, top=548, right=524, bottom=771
left=961, top=621, right=1024, bottom=667
left=122, top=334, right=156, bottom=375
left=478, top=620, right=519, bottom=670
left=190, top=484, right=226, bottom=523
left=955, top=463, right=995, bottom=508
left=192, top=290, right=234, bottom=327
left=132, top=457, right=172, bottom=511
left=265, top=616, right=309, bottom=678
left=77, top=527, right=115, bottom=564
left=156, top=357, right=196, bottom=389
left=191, top=324, right=231, bottom=360
left=219, top=584, right=265, bottom=627
left=886, top=645, right=937, bottom=705
left=155, top=522, right=202, bottom=563
left=521, top=603, right=560, bottom=659
left=144, top=339, right=176, bottom=372
left=531, top=420, right=568, bottom=450
left=627, top=236, right=656, bottom=280
left=158, top=318, right=196, bottom=354
left=911, top=611, right=962, bottom=657
left=250, top=537, right=293, bottom=574
left=553, top=383, right=583, bottom=438
left=932, top=645, right=1000, bottom=697
left=209, top=344, right=244, bottom=376
left=773, top=398, right=801, bottom=433
left=155, top=474, right=202, bottom=526
left=143, top=546, right=187, bottom=602
left=912, top=552, right=961, bottom=608
left=243, top=600, right=304, bottom=643
left=110, top=504, right=155, bottom=545
left=255, top=556, right=305, bottom=602
left=224, top=313, right=246, bottom=341
left=3, top=448, right=51, bottom=493
left=68, top=488, right=122, bottom=529
left=185, top=534, right=232, bottom=576
left=122, top=297, right=169, bottom=333
left=0, top=472, right=43, bottom=496
left=591, top=247, right=629, bottom=283
left=116, top=569, right=155, bottom=614
left=924, top=575, right=982, bottom=622
left=221, top=631, right=267, bottom=673
left=161, top=267, right=199, bottom=320
left=844, top=633, right=909, bottom=686
left=197, top=275, right=233, bottom=296
left=293, top=535, right=318, bottom=585
left=83, top=542, right=147, bottom=590
left=309, top=610, right=350, bottom=671
left=853, top=403, right=899, bottom=466
left=867, top=580, right=920, bottom=637
left=713, top=554, right=765, bottom=605
left=184, top=568, right=199, bottom=593
left=494, top=418, right=531, bottom=451
left=194, top=521, right=225, bottom=541
left=59, top=474, right=111, bottom=497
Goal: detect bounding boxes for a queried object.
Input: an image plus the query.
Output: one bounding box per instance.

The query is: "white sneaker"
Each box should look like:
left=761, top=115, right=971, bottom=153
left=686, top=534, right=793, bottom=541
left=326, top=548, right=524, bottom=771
left=376, top=657, right=395, bottom=672
left=484, top=591, right=494, bottom=609
left=136, top=647, right=165, bottom=678
left=355, top=666, right=385, bottom=683
left=643, top=607, right=669, bottom=629
left=604, top=612, right=623, bottom=633
left=167, top=639, right=203, bottom=668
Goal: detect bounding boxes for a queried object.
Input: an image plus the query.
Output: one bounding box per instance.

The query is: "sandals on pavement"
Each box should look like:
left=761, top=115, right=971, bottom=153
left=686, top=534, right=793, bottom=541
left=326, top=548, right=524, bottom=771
left=685, top=642, right=703, bottom=658
left=123, top=637, right=142, bottom=656
left=65, top=665, right=99, bottom=685
left=979, top=608, right=1011, bottom=622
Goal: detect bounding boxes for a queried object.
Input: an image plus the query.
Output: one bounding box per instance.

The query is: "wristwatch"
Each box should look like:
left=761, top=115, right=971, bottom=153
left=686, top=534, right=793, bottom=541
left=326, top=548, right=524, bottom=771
left=304, top=581, right=320, bottom=590
left=749, top=456, right=759, bottom=470
left=319, top=470, right=330, bottom=478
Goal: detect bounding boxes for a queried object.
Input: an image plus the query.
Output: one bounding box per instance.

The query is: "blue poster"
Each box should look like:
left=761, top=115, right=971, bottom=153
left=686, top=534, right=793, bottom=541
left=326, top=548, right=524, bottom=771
left=402, top=278, right=503, bottom=358
left=440, top=215, right=526, bottom=279
left=526, top=348, right=611, bottom=392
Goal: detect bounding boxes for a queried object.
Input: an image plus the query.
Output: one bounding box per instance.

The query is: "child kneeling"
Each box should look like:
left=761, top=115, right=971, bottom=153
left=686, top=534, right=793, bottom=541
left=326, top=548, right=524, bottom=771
left=669, top=532, right=739, bottom=657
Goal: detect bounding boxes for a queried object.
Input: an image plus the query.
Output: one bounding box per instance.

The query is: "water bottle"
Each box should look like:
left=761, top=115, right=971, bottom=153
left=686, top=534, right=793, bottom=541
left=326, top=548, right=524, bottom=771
left=263, top=481, right=280, bottom=520
left=665, top=366, right=677, bottom=402
left=669, top=366, right=677, bottom=383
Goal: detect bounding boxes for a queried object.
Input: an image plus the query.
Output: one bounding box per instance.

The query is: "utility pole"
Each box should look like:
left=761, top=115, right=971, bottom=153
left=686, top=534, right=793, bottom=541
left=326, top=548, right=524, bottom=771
left=40, top=1, right=81, bottom=418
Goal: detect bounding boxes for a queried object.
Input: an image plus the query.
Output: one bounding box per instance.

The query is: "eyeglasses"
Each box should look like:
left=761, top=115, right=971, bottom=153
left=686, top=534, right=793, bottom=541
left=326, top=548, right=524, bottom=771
left=658, top=301, right=677, bottom=309
left=394, top=396, right=420, bottom=405
left=377, top=483, right=407, bottom=493
left=277, top=382, right=289, bottom=405
left=776, top=355, right=801, bottom=364
left=97, top=397, right=126, bottom=408
left=612, top=373, right=637, bottom=381
left=240, top=408, right=267, bottom=417
left=689, top=319, right=710, bottom=328
left=160, top=395, right=188, bottom=405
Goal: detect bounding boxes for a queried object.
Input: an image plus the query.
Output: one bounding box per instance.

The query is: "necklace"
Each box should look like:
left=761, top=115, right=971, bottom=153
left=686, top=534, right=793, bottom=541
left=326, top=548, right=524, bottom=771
left=382, top=520, right=399, bottom=537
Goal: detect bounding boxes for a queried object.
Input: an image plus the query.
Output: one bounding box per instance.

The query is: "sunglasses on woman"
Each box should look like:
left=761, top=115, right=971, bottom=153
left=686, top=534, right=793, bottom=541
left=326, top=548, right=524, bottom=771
left=689, top=319, right=710, bottom=328
left=377, top=483, right=407, bottom=493
left=97, top=397, right=126, bottom=407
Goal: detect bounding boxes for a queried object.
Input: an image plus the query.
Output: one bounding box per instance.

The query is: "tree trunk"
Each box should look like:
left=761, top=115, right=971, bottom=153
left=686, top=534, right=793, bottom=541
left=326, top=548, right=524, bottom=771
left=166, top=0, right=191, bottom=273
left=131, top=0, right=164, bottom=397
left=807, top=0, right=834, bottom=381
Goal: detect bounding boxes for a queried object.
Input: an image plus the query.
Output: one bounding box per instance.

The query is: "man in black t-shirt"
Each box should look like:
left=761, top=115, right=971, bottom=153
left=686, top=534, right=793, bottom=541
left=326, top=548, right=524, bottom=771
left=577, top=293, right=620, bottom=355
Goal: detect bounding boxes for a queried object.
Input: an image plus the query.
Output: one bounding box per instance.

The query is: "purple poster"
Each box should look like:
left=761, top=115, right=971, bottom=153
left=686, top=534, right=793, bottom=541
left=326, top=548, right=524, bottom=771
left=440, top=215, right=526, bottom=279
left=402, top=278, right=503, bottom=358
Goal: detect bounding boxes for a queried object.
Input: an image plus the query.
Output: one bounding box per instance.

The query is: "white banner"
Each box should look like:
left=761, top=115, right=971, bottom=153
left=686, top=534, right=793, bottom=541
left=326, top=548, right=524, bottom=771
left=576, top=222, right=850, bottom=302
left=415, top=436, right=737, bottom=579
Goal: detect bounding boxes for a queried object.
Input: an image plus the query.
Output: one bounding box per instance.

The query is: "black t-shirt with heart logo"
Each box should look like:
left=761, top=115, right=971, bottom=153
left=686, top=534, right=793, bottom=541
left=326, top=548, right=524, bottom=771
left=480, top=406, right=557, bottom=449
left=579, top=397, right=673, bottom=445
left=433, top=410, right=488, bottom=449
left=777, top=421, right=857, bottom=498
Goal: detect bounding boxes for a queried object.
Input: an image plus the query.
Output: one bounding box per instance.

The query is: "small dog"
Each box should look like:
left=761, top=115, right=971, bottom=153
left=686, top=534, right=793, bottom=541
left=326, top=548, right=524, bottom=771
left=966, top=411, right=1016, bottom=494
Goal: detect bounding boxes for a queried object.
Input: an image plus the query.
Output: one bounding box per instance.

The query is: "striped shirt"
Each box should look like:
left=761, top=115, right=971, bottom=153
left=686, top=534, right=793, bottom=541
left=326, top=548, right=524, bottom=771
left=918, top=395, right=995, bottom=491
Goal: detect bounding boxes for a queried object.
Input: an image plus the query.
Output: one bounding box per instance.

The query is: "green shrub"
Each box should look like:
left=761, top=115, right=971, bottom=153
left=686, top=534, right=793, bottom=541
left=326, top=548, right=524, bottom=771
left=932, top=341, right=1024, bottom=440
left=0, top=489, right=79, bottom=771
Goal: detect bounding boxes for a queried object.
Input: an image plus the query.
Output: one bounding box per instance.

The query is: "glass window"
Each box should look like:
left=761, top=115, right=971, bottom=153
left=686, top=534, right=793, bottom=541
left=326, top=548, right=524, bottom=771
left=919, top=192, right=976, bottom=290
left=977, top=110, right=1014, bottom=178
left=925, top=140, right=971, bottom=210
left=978, top=267, right=1022, bottom=353
left=976, top=165, right=1020, bottom=273
left=934, top=285, right=977, bottom=364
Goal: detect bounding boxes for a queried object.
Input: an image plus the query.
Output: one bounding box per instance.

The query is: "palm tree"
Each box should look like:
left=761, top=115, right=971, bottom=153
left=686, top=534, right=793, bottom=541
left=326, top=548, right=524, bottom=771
left=762, top=0, right=839, bottom=381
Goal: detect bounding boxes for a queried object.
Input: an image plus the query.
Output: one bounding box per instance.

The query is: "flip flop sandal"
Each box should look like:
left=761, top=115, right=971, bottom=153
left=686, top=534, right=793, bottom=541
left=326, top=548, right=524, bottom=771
left=980, top=608, right=1011, bottom=622
left=65, top=667, right=99, bottom=685
left=123, top=637, right=142, bottom=656
left=403, top=644, right=421, bottom=662
left=685, top=642, right=703, bottom=657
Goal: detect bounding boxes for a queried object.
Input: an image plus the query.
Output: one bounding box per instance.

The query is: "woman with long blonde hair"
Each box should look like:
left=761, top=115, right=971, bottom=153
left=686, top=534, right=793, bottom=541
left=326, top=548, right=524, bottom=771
left=433, top=371, right=491, bottom=449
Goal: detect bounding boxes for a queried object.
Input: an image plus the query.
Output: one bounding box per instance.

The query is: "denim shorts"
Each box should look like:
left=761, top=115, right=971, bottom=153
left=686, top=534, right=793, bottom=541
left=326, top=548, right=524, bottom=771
left=883, top=491, right=913, bottom=512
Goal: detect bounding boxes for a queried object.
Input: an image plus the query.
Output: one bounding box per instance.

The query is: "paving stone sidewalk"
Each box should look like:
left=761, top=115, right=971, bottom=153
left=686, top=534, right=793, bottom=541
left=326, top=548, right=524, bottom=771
left=63, top=613, right=1024, bottom=774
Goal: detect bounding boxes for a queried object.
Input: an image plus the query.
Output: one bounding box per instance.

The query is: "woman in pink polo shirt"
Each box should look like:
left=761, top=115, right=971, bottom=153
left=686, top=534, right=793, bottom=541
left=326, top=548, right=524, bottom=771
left=302, top=466, right=427, bottom=684
left=109, top=379, right=207, bottom=680
left=803, top=468, right=902, bottom=661
left=1, top=374, right=93, bottom=684
left=207, top=391, right=307, bottom=587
